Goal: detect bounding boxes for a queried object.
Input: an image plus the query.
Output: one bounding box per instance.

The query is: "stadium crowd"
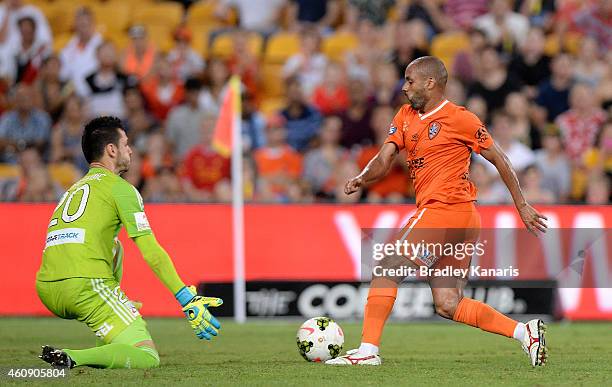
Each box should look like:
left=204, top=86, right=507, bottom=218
left=0, top=0, right=610, bottom=204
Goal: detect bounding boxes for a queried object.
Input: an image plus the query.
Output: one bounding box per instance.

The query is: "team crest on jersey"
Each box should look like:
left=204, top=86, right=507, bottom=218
left=388, top=126, right=397, bottom=135
left=428, top=121, right=441, bottom=139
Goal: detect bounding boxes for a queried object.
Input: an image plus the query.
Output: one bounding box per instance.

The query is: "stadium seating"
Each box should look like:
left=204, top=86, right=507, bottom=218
left=47, top=1, right=82, bottom=35
left=322, top=32, right=358, bottom=62
left=210, top=32, right=263, bottom=60
left=48, top=163, right=79, bottom=189
left=259, top=97, right=286, bottom=116
left=146, top=24, right=174, bottom=53
left=90, top=2, right=131, bottom=35
left=264, top=32, right=300, bottom=65
left=132, top=2, right=184, bottom=31
left=260, top=64, right=285, bottom=98
left=430, top=32, right=470, bottom=73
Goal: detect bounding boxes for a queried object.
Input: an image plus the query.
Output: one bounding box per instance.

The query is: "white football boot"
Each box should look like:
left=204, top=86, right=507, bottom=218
left=521, top=319, right=548, bottom=367
left=325, top=349, right=382, bottom=365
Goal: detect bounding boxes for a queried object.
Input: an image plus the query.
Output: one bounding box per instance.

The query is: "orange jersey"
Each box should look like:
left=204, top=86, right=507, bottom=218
left=385, top=99, right=494, bottom=207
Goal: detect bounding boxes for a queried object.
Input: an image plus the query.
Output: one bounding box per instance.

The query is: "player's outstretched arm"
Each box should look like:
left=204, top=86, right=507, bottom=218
left=480, top=143, right=548, bottom=235
left=134, top=234, right=223, bottom=340
left=345, top=142, right=399, bottom=195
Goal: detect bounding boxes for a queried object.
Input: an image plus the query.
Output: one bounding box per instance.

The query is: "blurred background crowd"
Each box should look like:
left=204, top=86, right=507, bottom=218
left=0, top=0, right=610, bottom=204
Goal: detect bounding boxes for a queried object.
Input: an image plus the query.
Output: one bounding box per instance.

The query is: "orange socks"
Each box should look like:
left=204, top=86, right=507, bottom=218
left=361, top=285, right=398, bottom=346
left=452, top=297, right=518, bottom=338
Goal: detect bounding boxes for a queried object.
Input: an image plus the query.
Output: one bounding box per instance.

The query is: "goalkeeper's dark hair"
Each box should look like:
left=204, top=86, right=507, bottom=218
left=81, top=116, right=125, bottom=163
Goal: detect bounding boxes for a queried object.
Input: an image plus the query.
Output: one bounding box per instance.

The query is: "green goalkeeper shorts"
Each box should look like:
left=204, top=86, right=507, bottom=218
left=36, top=278, right=151, bottom=344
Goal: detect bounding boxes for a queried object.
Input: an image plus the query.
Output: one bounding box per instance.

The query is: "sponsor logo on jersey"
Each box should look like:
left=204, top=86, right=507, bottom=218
left=45, top=228, right=86, bottom=248
left=388, top=126, right=397, bottom=135
left=134, top=212, right=151, bottom=231
left=475, top=125, right=489, bottom=144
left=428, top=121, right=441, bottom=139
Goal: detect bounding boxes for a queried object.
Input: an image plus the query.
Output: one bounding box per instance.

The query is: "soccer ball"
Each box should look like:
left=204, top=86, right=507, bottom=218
left=296, top=317, right=344, bottom=362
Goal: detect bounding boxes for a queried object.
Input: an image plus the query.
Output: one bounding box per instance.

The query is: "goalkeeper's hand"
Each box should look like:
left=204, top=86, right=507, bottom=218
left=175, top=286, right=223, bottom=340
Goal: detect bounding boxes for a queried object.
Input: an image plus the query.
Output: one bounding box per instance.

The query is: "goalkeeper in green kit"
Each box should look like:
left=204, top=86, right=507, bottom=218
left=36, top=116, right=222, bottom=369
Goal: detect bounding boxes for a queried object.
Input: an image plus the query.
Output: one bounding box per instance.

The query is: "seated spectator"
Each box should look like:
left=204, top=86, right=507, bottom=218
left=333, top=159, right=361, bottom=203
left=346, top=0, right=395, bottom=27
left=33, top=55, right=74, bottom=123
left=585, top=173, right=610, bottom=205
left=518, top=0, right=555, bottom=28
left=141, top=132, right=174, bottom=182
left=181, top=117, right=231, bottom=202
left=469, top=161, right=511, bottom=204
left=121, top=25, right=157, bottom=81
left=465, top=95, right=488, bottom=124
left=199, top=58, right=229, bottom=115
left=167, top=26, right=205, bottom=81
left=280, top=77, right=322, bottom=152
left=123, top=86, right=158, bottom=151
left=166, top=78, right=208, bottom=159
left=521, top=164, right=555, bottom=204
left=13, top=147, right=61, bottom=202
left=372, top=62, right=402, bottom=107
left=81, top=41, right=134, bottom=119
left=452, top=28, right=487, bottom=85
left=556, top=83, right=606, bottom=164
left=282, top=27, right=328, bottom=98
left=534, top=125, right=571, bottom=202
left=357, top=105, right=410, bottom=203
left=311, top=61, right=349, bottom=116
left=0, top=83, right=51, bottom=163
left=508, top=27, right=551, bottom=98
left=572, top=0, right=612, bottom=53
left=339, top=77, right=375, bottom=148
left=215, top=0, right=285, bottom=37
left=143, top=165, right=187, bottom=203
left=226, top=30, right=260, bottom=99
left=442, top=0, right=488, bottom=30
left=344, top=18, right=388, bottom=84
left=573, top=36, right=607, bottom=88
left=468, top=46, right=520, bottom=114
left=59, top=7, right=103, bottom=97
left=572, top=119, right=612, bottom=202
left=474, top=0, right=529, bottom=50
left=287, top=0, right=340, bottom=33
left=122, top=149, right=144, bottom=190
left=303, top=116, right=347, bottom=199
left=505, top=92, right=540, bottom=149
left=140, top=55, right=185, bottom=121
left=3, top=16, right=50, bottom=85
left=476, top=110, right=535, bottom=173
left=0, top=0, right=52, bottom=56
left=241, top=91, right=266, bottom=153
left=597, top=51, right=612, bottom=113
left=389, top=20, right=429, bottom=81
left=534, top=53, right=573, bottom=124
left=445, top=78, right=466, bottom=107
left=50, top=95, right=88, bottom=172
left=254, top=117, right=303, bottom=203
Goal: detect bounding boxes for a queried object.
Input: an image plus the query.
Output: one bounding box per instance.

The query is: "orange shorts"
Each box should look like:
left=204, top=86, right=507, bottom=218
left=395, top=201, right=481, bottom=273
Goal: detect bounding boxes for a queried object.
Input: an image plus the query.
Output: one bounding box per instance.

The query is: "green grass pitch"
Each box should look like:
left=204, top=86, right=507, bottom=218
left=1, top=317, right=611, bottom=386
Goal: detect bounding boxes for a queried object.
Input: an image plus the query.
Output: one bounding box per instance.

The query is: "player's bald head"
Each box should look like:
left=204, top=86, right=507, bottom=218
left=406, top=56, right=448, bottom=88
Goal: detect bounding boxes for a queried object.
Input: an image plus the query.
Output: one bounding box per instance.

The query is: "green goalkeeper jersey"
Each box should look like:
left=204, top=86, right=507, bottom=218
left=37, top=167, right=153, bottom=282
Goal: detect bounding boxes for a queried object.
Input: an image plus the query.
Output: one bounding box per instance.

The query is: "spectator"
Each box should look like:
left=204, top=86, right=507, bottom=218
left=123, top=86, right=158, bottom=151
left=241, top=91, right=267, bottom=153
left=534, top=53, right=573, bottom=123
left=14, top=147, right=60, bottom=202
left=597, top=51, right=612, bottom=114
left=339, top=77, right=375, bottom=148
left=303, top=116, right=347, bottom=199
left=518, top=0, right=556, bottom=28
left=372, top=62, right=402, bottom=107
left=141, top=132, right=174, bottom=183
left=585, top=173, right=610, bottom=205
left=282, top=27, right=328, bottom=98
left=215, top=0, right=286, bottom=37
left=167, top=26, right=205, bottom=81
left=389, top=20, right=429, bottom=81
left=465, top=95, right=488, bottom=124
left=226, top=30, right=260, bottom=99
left=442, top=0, right=488, bottom=30
left=573, top=36, right=607, bottom=87
left=400, top=0, right=452, bottom=35
left=445, top=78, right=466, bottom=107
left=346, top=0, right=395, bottom=27
left=50, top=95, right=88, bottom=172
left=33, top=55, right=74, bottom=123
left=474, top=0, right=530, bottom=49
left=572, top=0, right=612, bottom=53
left=556, top=83, right=606, bottom=164
left=166, top=78, right=208, bottom=159
left=505, top=92, right=540, bottom=149
left=333, top=159, right=361, bottom=203
left=311, top=61, right=349, bottom=116
left=357, top=105, right=410, bottom=203
left=143, top=165, right=187, bottom=203
left=122, top=149, right=144, bottom=190
left=287, top=0, right=340, bottom=33
left=477, top=110, right=535, bottom=173
left=534, top=124, right=571, bottom=202
left=140, top=55, right=185, bottom=121
left=0, top=83, right=51, bottom=163
left=452, top=28, right=488, bottom=85
left=508, top=27, right=551, bottom=98
left=121, top=25, right=157, bottom=81
left=468, top=46, right=520, bottom=114
left=181, top=116, right=231, bottom=202
left=0, top=0, right=51, bottom=56
left=199, top=58, right=229, bottom=115
left=59, top=7, right=103, bottom=97
left=344, top=18, right=388, bottom=84
left=3, top=16, right=50, bottom=84
left=469, top=161, right=511, bottom=204
left=520, top=164, right=555, bottom=204
left=280, top=77, right=322, bottom=152
left=582, top=120, right=612, bottom=178
left=254, top=118, right=303, bottom=202
left=82, top=41, right=133, bottom=119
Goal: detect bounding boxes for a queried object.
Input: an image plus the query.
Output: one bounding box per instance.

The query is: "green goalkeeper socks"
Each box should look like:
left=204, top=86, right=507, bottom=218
left=64, top=344, right=159, bottom=369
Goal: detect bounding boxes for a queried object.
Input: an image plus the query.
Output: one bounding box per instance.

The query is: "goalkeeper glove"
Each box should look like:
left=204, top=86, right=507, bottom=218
left=175, top=286, right=223, bottom=340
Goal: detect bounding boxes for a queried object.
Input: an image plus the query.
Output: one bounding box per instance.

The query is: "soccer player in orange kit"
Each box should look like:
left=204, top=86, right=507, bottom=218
left=326, top=56, right=549, bottom=367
